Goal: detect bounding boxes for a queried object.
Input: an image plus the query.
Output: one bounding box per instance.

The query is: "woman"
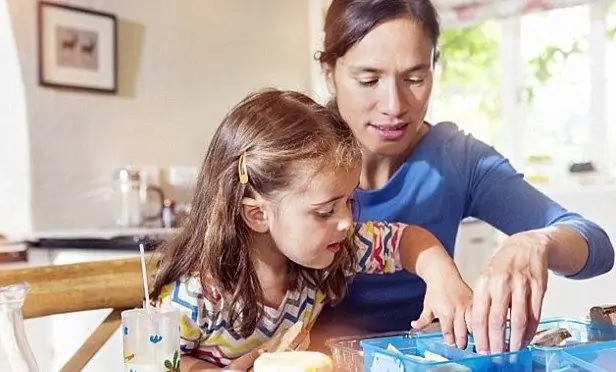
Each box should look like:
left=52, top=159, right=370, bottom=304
left=312, top=0, right=614, bottom=355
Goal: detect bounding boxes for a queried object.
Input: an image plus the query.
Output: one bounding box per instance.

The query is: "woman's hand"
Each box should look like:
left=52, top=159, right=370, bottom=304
left=411, top=272, right=473, bottom=349
left=471, top=231, right=549, bottom=355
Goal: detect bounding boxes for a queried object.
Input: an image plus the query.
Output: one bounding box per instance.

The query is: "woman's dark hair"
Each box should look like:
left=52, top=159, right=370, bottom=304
left=151, top=89, right=361, bottom=338
left=317, top=0, right=441, bottom=67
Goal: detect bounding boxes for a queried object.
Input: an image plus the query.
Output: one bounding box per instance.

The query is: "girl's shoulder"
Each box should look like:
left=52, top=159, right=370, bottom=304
left=159, top=271, right=226, bottom=313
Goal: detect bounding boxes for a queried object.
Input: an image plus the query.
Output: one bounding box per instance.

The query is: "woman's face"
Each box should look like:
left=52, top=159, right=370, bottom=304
left=323, top=17, right=435, bottom=158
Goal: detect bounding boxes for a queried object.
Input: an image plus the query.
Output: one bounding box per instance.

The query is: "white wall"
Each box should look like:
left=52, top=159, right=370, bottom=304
left=5, top=0, right=310, bottom=230
left=0, top=0, right=32, bottom=235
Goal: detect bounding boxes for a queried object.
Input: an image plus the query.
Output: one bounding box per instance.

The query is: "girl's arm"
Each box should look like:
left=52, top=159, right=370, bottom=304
left=353, top=222, right=460, bottom=278
left=354, top=222, right=473, bottom=347
left=399, top=225, right=461, bottom=282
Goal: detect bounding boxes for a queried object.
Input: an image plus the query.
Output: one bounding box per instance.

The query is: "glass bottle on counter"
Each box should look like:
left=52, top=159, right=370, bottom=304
left=0, top=283, right=39, bottom=372
left=115, top=167, right=165, bottom=228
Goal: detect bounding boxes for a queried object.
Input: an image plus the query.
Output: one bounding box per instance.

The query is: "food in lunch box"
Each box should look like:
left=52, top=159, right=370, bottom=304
left=387, top=343, right=450, bottom=362
left=590, top=305, right=616, bottom=326
left=253, top=351, right=333, bottom=372
left=530, top=327, right=572, bottom=347
left=386, top=343, right=403, bottom=354
left=385, top=343, right=471, bottom=371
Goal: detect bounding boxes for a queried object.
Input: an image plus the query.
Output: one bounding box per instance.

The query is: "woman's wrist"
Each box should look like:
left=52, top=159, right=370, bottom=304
left=534, top=226, right=588, bottom=276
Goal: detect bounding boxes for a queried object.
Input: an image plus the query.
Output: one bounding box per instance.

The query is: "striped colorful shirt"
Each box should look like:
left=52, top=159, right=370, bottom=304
left=155, top=221, right=405, bottom=367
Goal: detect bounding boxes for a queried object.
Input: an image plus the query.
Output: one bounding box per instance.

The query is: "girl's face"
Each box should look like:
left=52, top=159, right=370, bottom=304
left=263, top=165, right=360, bottom=270
left=323, top=17, right=435, bottom=158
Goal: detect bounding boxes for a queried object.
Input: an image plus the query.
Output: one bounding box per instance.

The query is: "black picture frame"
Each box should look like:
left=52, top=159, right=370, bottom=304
left=38, top=1, right=118, bottom=94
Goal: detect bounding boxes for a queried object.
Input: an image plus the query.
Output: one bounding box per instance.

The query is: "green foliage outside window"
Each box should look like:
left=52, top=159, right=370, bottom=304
left=608, top=1, right=616, bottom=40
left=437, top=2, right=616, bottom=117
left=438, top=24, right=500, bottom=89
left=437, top=23, right=501, bottom=124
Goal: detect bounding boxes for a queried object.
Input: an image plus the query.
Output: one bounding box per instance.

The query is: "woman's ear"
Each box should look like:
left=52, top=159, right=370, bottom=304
left=240, top=198, right=269, bottom=233
left=322, top=62, right=337, bottom=96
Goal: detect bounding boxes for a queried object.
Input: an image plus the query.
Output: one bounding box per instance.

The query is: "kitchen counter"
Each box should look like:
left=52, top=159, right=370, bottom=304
left=30, top=227, right=178, bottom=240
left=0, top=227, right=177, bottom=269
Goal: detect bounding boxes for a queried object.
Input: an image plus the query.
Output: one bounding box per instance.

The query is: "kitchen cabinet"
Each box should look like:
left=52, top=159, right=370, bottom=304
left=454, top=219, right=499, bottom=287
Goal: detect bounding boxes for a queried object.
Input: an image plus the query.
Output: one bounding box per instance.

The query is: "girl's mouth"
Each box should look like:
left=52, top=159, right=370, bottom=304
left=326, top=242, right=341, bottom=253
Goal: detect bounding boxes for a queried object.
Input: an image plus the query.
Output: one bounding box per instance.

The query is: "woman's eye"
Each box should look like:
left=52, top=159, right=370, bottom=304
left=358, top=79, right=378, bottom=87
left=405, top=78, right=424, bottom=86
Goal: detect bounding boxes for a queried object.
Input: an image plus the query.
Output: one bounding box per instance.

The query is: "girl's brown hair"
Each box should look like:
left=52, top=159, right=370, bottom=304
left=151, top=89, right=361, bottom=337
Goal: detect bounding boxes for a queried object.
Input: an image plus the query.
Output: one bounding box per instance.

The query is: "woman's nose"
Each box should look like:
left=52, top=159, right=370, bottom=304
left=380, top=81, right=407, bottom=119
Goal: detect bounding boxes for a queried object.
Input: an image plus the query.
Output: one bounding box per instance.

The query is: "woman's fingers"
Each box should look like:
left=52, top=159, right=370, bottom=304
left=465, top=305, right=473, bottom=335
left=471, top=276, right=492, bottom=354
left=439, top=309, right=455, bottom=347
left=454, top=308, right=469, bottom=349
left=508, top=277, right=529, bottom=352
left=487, top=278, right=510, bottom=354
left=524, top=278, right=546, bottom=345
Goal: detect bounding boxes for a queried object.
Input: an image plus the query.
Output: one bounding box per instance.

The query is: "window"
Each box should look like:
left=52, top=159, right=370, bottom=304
left=607, top=2, right=616, bottom=168
left=432, top=1, right=615, bottom=179
left=520, top=5, right=591, bottom=165
left=429, top=21, right=502, bottom=148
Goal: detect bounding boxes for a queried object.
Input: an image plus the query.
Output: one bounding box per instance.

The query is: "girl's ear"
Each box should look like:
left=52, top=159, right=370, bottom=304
left=240, top=198, right=269, bottom=233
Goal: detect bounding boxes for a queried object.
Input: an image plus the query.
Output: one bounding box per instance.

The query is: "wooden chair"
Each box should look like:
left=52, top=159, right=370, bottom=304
left=0, top=256, right=159, bottom=371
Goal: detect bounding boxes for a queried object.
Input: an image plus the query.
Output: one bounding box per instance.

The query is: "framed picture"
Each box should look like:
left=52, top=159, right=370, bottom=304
left=38, top=1, right=118, bottom=94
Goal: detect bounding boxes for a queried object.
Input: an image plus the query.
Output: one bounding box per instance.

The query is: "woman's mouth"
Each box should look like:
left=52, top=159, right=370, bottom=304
left=326, top=242, right=341, bottom=253
left=369, top=123, right=409, bottom=141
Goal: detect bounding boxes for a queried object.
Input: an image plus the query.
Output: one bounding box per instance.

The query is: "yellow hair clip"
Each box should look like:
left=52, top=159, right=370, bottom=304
left=238, top=152, right=248, bottom=184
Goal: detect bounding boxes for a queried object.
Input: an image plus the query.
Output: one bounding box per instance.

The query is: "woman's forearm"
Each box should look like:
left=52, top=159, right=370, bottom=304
left=540, top=225, right=590, bottom=276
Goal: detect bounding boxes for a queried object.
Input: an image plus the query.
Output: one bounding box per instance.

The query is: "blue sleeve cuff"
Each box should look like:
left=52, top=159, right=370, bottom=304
left=552, top=219, right=614, bottom=280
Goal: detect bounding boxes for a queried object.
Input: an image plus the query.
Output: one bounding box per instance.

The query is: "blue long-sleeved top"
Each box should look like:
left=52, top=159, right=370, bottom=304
left=321, top=122, right=614, bottom=332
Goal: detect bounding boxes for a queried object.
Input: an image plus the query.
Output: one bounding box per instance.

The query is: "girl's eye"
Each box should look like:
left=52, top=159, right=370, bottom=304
left=316, top=209, right=334, bottom=219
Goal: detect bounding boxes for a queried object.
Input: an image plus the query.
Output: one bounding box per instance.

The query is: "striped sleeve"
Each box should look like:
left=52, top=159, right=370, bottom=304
left=353, top=221, right=406, bottom=274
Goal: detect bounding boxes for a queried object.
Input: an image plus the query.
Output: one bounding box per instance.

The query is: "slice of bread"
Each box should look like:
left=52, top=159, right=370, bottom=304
left=253, top=351, right=333, bottom=372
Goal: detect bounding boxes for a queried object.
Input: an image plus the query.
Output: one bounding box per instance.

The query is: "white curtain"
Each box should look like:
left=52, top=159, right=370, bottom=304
left=433, top=0, right=612, bottom=27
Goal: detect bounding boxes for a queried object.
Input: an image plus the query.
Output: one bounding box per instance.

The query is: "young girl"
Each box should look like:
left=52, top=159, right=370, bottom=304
left=151, top=89, right=472, bottom=371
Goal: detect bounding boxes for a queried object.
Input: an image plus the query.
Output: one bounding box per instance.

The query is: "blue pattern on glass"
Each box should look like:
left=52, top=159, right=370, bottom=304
left=149, top=334, right=163, bottom=343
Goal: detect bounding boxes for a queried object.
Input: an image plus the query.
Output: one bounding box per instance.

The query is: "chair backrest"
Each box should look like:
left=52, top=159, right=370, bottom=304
left=0, top=255, right=159, bottom=372
left=0, top=256, right=158, bottom=319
